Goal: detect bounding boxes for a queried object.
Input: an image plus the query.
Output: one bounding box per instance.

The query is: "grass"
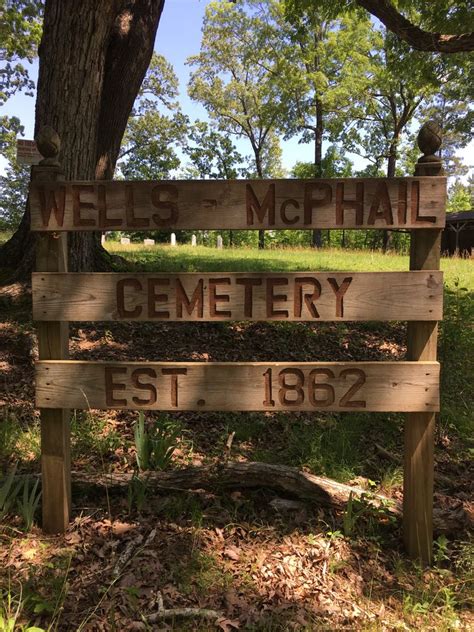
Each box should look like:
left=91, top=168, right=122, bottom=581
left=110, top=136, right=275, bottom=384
left=106, top=241, right=473, bottom=281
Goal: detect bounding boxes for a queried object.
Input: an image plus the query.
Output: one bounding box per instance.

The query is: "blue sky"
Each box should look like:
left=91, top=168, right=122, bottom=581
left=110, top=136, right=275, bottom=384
left=1, top=0, right=472, bottom=178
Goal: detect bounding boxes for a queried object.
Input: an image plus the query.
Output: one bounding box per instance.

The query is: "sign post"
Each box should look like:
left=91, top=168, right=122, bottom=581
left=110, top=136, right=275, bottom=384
left=33, top=127, right=71, bottom=534
left=404, top=121, right=444, bottom=564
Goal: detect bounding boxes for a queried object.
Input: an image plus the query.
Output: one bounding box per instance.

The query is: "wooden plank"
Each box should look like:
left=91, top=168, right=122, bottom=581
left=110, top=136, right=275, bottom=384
left=34, top=163, right=71, bottom=535
left=29, top=177, right=446, bottom=231
left=32, top=271, right=443, bottom=323
left=36, top=361, right=440, bottom=413
left=403, top=126, right=443, bottom=564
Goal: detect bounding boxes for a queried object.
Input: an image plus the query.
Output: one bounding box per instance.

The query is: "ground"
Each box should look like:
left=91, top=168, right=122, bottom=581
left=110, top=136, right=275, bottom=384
left=0, top=242, right=473, bottom=631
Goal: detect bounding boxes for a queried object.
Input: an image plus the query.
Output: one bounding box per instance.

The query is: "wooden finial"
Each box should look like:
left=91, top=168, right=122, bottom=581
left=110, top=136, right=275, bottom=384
left=35, top=126, right=61, bottom=166
left=415, top=121, right=443, bottom=176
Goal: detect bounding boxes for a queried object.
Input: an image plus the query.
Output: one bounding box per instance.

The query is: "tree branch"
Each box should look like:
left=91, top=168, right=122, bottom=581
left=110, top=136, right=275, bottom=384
left=356, top=0, right=474, bottom=53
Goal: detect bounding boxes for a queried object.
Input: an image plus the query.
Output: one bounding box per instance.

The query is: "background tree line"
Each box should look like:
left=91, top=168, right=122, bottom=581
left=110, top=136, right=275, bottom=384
left=0, top=0, right=472, bottom=267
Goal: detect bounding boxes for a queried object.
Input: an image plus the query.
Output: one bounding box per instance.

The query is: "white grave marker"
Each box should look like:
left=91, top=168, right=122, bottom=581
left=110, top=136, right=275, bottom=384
left=217, top=235, right=223, bottom=249
left=144, top=238, right=155, bottom=246
left=120, top=237, right=130, bottom=245
left=191, top=234, right=197, bottom=247
left=171, top=233, right=177, bottom=246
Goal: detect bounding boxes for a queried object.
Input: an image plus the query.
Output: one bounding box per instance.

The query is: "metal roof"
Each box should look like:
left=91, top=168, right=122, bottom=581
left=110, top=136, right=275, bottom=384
left=445, top=210, right=474, bottom=223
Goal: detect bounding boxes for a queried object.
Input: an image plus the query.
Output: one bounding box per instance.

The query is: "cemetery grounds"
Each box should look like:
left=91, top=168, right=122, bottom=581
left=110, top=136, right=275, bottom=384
left=0, top=239, right=473, bottom=631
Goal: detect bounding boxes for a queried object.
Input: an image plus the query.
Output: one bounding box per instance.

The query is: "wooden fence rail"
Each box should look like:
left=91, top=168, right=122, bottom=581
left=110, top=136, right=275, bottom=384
left=32, top=271, right=443, bottom=322
left=30, top=176, right=446, bottom=231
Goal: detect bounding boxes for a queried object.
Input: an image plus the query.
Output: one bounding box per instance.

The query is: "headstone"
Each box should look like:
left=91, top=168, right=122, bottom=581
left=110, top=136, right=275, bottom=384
left=120, top=237, right=130, bottom=245
left=191, top=234, right=197, bottom=247
left=144, top=238, right=155, bottom=246
left=217, top=234, right=223, bottom=249
left=171, top=233, right=176, bottom=246
left=101, top=234, right=106, bottom=245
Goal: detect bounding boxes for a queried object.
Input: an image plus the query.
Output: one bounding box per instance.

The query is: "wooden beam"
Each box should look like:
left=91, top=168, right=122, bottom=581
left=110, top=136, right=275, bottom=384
left=29, top=177, right=446, bottom=231
left=404, top=121, right=443, bottom=564
left=32, top=271, right=443, bottom=322
left=34, top=160, right=71, bottom=535
left=35, top=361, right=440, bottom=413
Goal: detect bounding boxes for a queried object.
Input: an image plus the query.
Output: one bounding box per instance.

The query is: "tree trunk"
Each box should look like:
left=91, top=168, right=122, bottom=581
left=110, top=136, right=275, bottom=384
left=0, top=0, right=165, bottom=278
left=311, top=98, right=323, bottom=249
left=255, top=156, right=265, bottom=250
left=382, top=140, right=398, bottom=253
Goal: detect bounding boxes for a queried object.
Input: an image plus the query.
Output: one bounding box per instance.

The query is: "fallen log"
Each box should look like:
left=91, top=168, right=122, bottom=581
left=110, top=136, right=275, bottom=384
left=70, top=461, right=472, bottom=535
left=72, top=462, right=397, bottom=509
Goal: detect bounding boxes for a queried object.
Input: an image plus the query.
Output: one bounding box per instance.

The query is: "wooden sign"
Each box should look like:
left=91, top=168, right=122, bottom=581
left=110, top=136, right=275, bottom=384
left=36, top=361, right=440, bottom=412
left=17, top=139, right=42, bottom=166
left=29, top=177, right=446, bottom=231
left=32, top=271, right=443, bottom=322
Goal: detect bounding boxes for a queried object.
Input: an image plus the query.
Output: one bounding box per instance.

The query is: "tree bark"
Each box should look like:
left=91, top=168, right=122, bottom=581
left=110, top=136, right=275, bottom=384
left=0, top=0, right=165, bottom=277
left=255, top=156, right=265, bottom=250
left=311, top=98, right=323, bottom=249
left=382, top=138, right=398, bottom=252
left=356, top=0, right=474, bottom=53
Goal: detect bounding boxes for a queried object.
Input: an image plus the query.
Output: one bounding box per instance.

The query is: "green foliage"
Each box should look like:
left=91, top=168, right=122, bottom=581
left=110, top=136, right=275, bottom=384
left=0, top=0, right=42, bottom=150
left=439, top=275, right=473, bottom=440
left=71, top=411, right=121, bottom=459
left=0, top=159, right=29, bottom=230
left=417, top=60, right=473, bottom=177
left=447, top=178, right=472, bottom=212
left=119, top=53, right=187, bottom=180
left=0, top=0, right=42, bottom=64
left=339, top=28, right=442, bottom=176
left=183, top=120, right=243, bottom=179
left=1, top=467, right=41, bottom=531
left=0, top=407, right=21, bottom=462
left=433, top=535, right=450, bottom=566
left=0, top=463, right=22, bottom=520
left=127, top=471, right=149, bottom=514
left=134, top=412, right=179, bottom=471
left=388, top=0, right=473, bottom=35
left=188, top=0, right=284, bottom=177
left=286, top=0, right=474, bottom=40
left=138, top=52, right=179, bottom=109
left=0, top=584, right=46, bottom=632
left=0, top=123, right=29, bottom=230
left=342, top=491, right=369, bottom=536
left=342, top=491, right=398, bottom=538
left=17, top=476, right=41, bottom=531
left=291, top=146, right=353, bottom=178
left=276, top=1, right=374, bottom=158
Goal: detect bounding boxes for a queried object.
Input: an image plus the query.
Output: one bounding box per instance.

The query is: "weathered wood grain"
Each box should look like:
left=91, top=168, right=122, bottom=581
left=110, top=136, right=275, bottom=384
left=32, top=271, right=443, bottom=322
left=29, top=177, right=446, bottom=231
left=34, top=162, right=71, bottom=535
left=403, top=128, right=444, bottom=564
left=36, top=361, right=440, bottom=412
